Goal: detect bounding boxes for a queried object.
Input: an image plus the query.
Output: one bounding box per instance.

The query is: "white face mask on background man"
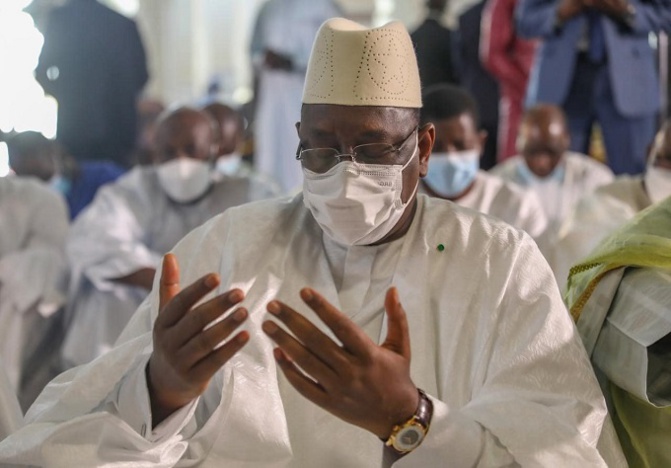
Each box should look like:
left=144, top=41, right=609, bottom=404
left=156, top=158, right=213, bottom=203
left=302, top=138, right=418, bottom=246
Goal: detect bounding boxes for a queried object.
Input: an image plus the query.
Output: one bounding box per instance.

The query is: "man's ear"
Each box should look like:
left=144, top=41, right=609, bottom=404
left=418, top=123, right=435, bottom=178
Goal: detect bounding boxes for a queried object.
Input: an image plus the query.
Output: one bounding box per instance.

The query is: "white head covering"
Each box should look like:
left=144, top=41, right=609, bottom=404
left=302, top=18, right=422, bottom=108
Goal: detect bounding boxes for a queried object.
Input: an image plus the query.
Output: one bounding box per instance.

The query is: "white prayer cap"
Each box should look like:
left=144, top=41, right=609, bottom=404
left=302, top=18, right=422, bottom=108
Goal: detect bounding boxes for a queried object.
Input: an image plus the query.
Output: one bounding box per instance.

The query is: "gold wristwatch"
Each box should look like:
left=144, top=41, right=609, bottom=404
left=384, top=389, right=433, bottom=454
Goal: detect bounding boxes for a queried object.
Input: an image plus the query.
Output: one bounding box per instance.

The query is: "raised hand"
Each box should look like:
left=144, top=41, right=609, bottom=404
left=147, top=254, right=249, bottom=426
left=262, top=287, right=418, bottom=439
left=557, top=0, right=586, bottom=22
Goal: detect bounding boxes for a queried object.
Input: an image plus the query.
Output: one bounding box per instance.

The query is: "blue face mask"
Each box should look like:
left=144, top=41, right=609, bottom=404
left=517, top=161, right=565, bottom=186
left=49, top=174, right=72, bottom=195
left=424, top=150, right=479, bottom=197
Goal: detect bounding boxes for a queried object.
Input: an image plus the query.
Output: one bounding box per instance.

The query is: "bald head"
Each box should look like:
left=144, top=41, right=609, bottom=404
left=154, top=107, right=216, bottom=164
left=202, top=103, right=244, bottom=156
left=518, top=104, right=570, bottom=178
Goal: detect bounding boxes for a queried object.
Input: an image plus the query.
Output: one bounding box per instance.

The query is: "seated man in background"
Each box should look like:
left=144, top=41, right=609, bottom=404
left=202, top=102, right=281, bottom=195
left=566, top=197, right=671, bottom=467
left=7, top=131, right=125, bottom=219
left=0, top=19, right=622, bottom=467
left=0, top=176, right=69, bottom=410
left=492, top=104, right=613, bottom=232
left=420, top=84, right=548, bottom=242
left=61, top=107, right=277, bottom=369
left=553, top=122, right=671, bottom=286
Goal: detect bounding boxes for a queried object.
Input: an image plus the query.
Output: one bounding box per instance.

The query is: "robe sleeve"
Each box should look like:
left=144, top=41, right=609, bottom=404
left=460, top=236, right=609, bottom=465
left=67, top=182, right=162, bottom=291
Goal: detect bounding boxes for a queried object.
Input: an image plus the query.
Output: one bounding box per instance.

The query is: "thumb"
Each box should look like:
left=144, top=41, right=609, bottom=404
left=159, top=253, right=180, bottom=312
left=381, top=287, right=411, bottom=359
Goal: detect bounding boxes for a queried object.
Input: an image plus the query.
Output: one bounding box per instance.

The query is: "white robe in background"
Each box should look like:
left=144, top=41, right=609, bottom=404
left=0, top=194, right=620, bottom=467
left=251, top=0, right=341, bottom=192
left=491, top=152, right=614, bottom=230
left=492, top=153, right=614, bottom=275
left=553, top=175, right=651, bottom=289
left=62, top=166, right=278, bottom=368
left=0, top=358, right=22, bottom=442
left=0, top=177, right=68, bottom=408
left=422, top=170, right=548, bottom=241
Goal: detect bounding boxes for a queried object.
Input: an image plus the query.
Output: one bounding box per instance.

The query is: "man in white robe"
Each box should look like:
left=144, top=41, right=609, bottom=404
left=0, top=19, right=622, bottom=467
left=553, top=121, right=671, bottom=288
left=62, top=107, right=278, bottom=368
left=419, top=84, right=548, bottom=241
left=491, top=104, right=614, bottom=234
left=250, top=0, right=341, bottom=192
left=0, top=176, right=69, bottom=409
left=202, top=102, right=282, bottom=196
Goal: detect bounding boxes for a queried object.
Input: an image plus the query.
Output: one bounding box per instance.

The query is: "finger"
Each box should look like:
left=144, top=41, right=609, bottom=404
left=273, top=348, right=329, bottom=408
left=178, top=307, right=248, bottom=366
left=168, top=289, right=245, bottom=347
left=300, top=288, right=373, bottom=358
left=262, top=320, right=338, bottom=386
left=159, top=254, right=180, bottom=312
left=266, top=300, right=349, bottom=372
left=156, top=273, right=220, bottom=329
left=190, top=330, right=250, bottom=381
left=381, top=287, right=411, bottom=359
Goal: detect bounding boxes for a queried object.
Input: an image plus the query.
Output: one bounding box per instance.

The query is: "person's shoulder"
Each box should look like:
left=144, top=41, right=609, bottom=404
left=566, top=152, right=614, bottom=177
left=420, top=192, right=531, bottom=253
left=489, top=157, right=521, bottom=179
left=478, top=170, right=525, bottom=197
left=2, top=175, right=57, bottom=199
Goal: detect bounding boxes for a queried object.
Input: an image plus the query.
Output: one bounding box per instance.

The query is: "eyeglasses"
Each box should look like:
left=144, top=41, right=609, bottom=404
left=296, top=127, right=418, bottom=174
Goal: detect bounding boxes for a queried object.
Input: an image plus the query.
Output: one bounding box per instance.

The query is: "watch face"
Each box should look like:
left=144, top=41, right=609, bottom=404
left=393, top=424, right=425, bottom=452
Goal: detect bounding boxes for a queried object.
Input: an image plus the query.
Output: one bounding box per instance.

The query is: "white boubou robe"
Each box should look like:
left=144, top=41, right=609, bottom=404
left=62, top=166, right=278, bottom=368
left=552, top=175, right=651, bottom=289
left=251, top=0, right=341, bottom=192
left=0, top=194, right=621, bottom=466
left=0, top=177, right=69, bottom=407
left=492, top=152, right=614, bottom=230
left=423, top=170, right=548, bottom=243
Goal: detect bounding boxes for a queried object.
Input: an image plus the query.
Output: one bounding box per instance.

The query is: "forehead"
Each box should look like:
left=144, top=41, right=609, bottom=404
left=433, top=113, right=478, bottom=139
left=156, top=115, right=211, bottom=145
left=300, top=104, right=414, bottom=139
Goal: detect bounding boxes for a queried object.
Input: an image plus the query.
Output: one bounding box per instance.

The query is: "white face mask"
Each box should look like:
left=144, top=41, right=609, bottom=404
left=156, top=158, right=212, bottom=203
left=645, top=165, right=671, bottom=204
left=302, top=141, right=418, bottom=246
left=215, top=153, right=243, bottom=176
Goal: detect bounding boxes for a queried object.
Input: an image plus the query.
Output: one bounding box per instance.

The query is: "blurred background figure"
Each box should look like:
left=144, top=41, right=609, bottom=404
left=202, top=102, right=281, bottom=196
left=250, top=0, right=341, bottom=193
left=411, top=0, right=459, bottom=89
left=420, top=84, right=548, bottom=242
left=0, top=358, right=22, bottom=441
left=7, top=131, right=125, bottom=220
left=554, top=121, right=671, bottom=287
left=517, top=0, right=671, bottom=175
left=130, top=98, right=165, bottom=166
left=61, top=107, right=277, bottom=368
left=0, top=176, right=69, bottom=410
left=455, top=0, right=500, bottom=170
left=492, top=104, right=613, bottom=267
left=35, top=0, right=149, bottom=167
left=480, top=0, right=536, bottom=162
